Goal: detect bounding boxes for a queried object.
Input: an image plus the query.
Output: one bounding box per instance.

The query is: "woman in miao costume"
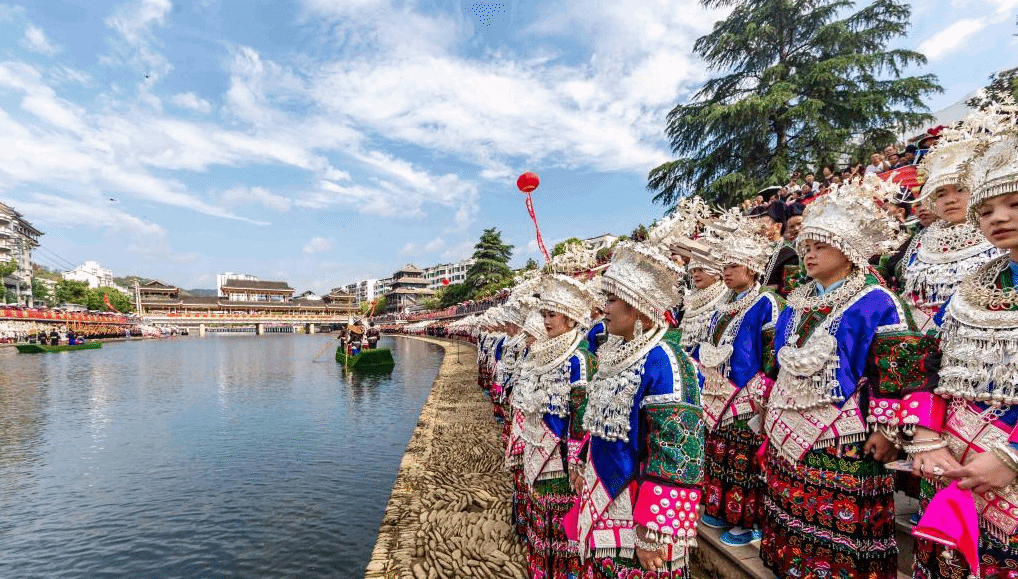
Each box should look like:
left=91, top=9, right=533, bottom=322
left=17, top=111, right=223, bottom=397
left=512, top=274, right=596, bottom=579
left=900, top=114, right=1002, bottom=329
left=506, top=307, right=548, bottom=540
left=646, top=196, right=722, bottom=355
left=759, top=173, right=927, bottom=579
left=695, top=211, right=785, bottom=546
left=906, top=106, right=1018, bottom=579
left=676, top=256, right=726, bottom=354
left=573, top=241, right=705, bottom=579
left=494, top=277, right=544, bottom=425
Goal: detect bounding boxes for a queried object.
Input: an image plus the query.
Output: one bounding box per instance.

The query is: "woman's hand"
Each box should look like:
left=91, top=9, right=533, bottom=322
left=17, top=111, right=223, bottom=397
left=569, top=469, right=583, bottom=494
left=864, top=431, right=897, bottom=462
left=944, top=451, right=1018, bottom=493
left=910, top=447, right=962, bottom=479
left=635, top=545, right=668, bottom=572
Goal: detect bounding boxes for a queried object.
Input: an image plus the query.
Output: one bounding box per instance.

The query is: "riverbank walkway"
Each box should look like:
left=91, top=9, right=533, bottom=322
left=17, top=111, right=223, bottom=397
left=365, top=336, right=528, bottom=579
left=368, top=335, right=912, bottom=579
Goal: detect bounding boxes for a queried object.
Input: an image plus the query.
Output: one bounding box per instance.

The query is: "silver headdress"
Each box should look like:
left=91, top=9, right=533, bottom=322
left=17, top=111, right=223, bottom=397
left=965, top=100, right=1018, bottom=224
left=648, top=196, right=713, bottom=247
left=917, top=116, right=983, bottom=204
left=797, top=173, right=905, bottom=269
left=550, top=242, right=597, bottom=275
left=538, top=274, right=597, bottom=326
left=701, top=208, right=772, bottom=274
left=522, top=309, right=546, bottom=340
left=600, top=241, right=684, bottom=325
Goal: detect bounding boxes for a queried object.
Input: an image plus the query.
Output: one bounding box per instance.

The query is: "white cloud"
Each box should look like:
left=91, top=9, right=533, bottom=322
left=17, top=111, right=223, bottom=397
left=22, top=25, right=60, bottom=55
left=221, top=186, right=292, bottom=213
left=424, top=237, right=445, bottom=252
left=399, top=242, right=417, bottom=256
left=104, top=0, right=174, bottom=87
left=170, top=92, right=212, bottom=113
left=917, top=18, right=988, bottom=61
left=303, top=236, right=333, bottom=253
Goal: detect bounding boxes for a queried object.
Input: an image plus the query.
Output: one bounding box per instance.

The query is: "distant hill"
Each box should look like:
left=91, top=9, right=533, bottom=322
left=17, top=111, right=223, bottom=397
left=182, top=288, right=217, bottom=297
left=113, top=275, right=151, bottom=288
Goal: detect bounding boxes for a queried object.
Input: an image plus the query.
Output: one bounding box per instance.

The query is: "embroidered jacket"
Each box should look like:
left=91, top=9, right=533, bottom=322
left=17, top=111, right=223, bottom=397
left=514, top=348, right=593, bottom=489
left=763, top=276, right=926, bottom=464
left=763, top=242, right=803, bottom=298
left=586, top=320, right=607, bottom=356
left=900, top=257, right=1018, bottom=540
left=576, top=334, right=704, bottom=562
left=693, top=290, right=783, bottom=430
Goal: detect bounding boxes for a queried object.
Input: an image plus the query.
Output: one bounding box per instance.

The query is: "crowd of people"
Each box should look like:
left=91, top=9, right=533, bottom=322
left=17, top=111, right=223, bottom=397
left=429, top=104, right=1018, bottom=579
left=0, top=320, right=141, bottom=343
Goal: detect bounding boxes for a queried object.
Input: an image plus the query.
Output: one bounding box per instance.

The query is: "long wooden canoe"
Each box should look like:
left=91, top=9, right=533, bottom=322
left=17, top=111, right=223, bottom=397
left=335, top=347, right=395, bottom=370
left=15, top=342, right=103, bottom=354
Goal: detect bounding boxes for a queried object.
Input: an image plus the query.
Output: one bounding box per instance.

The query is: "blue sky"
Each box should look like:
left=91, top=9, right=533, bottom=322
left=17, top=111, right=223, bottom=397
left=1, top=0, right=1016, bottom=293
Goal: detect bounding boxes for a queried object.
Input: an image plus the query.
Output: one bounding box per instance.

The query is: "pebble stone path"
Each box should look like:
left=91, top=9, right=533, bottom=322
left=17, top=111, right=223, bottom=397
left=364, top=336, right=528, bottom=579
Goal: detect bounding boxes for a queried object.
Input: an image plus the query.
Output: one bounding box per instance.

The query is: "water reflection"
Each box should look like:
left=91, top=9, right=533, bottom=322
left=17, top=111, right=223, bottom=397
left=0, top=335, right=443, bottom=578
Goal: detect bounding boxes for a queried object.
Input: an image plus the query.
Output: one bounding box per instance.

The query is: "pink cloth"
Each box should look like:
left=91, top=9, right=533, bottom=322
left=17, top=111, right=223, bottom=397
left=913, top=481, right=980, bottom=577
left=563, top=498, right=580, bottom=542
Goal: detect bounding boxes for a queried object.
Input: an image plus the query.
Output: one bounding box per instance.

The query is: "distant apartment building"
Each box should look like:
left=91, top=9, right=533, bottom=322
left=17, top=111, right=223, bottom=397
left=63, top=261, right=114, bottom=289
left=423, top=258, right=475, bottom=290
left=0, top=201, right=42, bottom=306
left=582, top=233, right=618, bottom=251
left=216, top=272, right=260, bottom=297
left=221, top=279, right=293, bottom=302
left=343, top=279, right=381, bottom=304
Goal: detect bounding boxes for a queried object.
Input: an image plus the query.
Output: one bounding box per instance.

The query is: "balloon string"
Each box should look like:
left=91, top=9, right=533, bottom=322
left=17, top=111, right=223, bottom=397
left=525, top=193, right=552, bottom=264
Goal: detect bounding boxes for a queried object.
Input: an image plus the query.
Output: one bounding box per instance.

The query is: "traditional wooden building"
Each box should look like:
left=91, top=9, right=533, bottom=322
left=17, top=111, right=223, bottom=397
left=386, top=264, right=434, bottom=312
left=134, top=280, right=356, bottom=317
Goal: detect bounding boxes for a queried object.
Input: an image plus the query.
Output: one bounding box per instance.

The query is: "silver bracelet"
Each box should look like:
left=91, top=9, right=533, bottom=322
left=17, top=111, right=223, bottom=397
left=992, top=444, right=1018, bottom=475
left=634, top=536, right=664, bottom=551
left=904, top=437, right=947, bottom=455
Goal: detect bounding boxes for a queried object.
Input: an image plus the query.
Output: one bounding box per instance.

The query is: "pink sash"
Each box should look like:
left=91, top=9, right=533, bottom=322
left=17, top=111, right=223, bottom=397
left=913, top=482, right=980, bottom=577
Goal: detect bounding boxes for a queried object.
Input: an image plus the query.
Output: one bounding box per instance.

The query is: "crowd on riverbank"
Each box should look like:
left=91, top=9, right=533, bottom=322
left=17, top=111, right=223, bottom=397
left=390, top=106, right=1018, bottom=579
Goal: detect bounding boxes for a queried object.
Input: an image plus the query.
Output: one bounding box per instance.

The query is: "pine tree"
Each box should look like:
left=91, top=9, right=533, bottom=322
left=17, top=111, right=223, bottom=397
left=967, top=67, right=1018, bottom=110
left=465, top=228, right=514, bottom=294
left=649, top=0, right=941, bottom=208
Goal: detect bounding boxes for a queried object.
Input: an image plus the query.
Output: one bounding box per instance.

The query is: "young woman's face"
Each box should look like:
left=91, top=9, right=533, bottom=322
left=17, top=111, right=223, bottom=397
left=976, top=193, right=1018, bottom=253
left=603, top=293, right=639, bottom=337
left=722, top=264, right=755, bottom=292
left=800, top=239, right=851, bottom=283
left=541, top=310, right=574, bottom=338
left=932, top=185, right=971, bottom=225
left=690, top=268, right=719, bottom=290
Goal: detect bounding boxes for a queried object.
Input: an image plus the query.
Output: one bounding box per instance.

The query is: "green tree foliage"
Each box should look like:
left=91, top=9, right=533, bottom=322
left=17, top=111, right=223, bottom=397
left=439, top=282, right=471, bottom=307
left=359, top=296, right=388, bottom=315
left=86, top=287, right=135, bottom=313
left=0, top=260, right=16, bottom=279
left=31, top=277, right=52, bottom=306
left=649, top=0, right=942, bottom=208
left=551, top=238, right=582, bottom=257
left=465, top=228, right=514, bottom=291
left=523, top=258, right=539, bottom=271
left=630, top=224, right=649, bottom=242
left=55, top=279, right=89, bottom=305
left=967, top=67, right=1018, bottom=110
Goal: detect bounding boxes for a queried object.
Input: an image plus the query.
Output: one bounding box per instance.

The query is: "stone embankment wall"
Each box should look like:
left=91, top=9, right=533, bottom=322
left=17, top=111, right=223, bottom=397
left=364, top=336, right=527, bottom=579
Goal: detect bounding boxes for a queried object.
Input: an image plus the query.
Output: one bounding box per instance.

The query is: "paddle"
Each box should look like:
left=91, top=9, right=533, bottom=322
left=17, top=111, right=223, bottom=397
left=311, top=338, right=337, bottom=362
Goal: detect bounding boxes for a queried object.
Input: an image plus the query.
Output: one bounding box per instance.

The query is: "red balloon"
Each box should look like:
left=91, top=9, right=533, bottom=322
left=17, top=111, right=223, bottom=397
left=517, top=172, right=540, bottom=193
left=441, top=278, right=450, bottom=286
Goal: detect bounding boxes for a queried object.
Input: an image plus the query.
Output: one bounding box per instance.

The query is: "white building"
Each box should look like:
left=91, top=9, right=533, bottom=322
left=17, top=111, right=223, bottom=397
left=0, top=201, right=42, bottom=306
left=423, top=258, right=475, bottom=290
left=63, top=261, right=114, bottom=289
left=216, top=272, right=260, bottom=297
left=342, top=279, right=381, bottom=304
left=582, top=234, right=618, bottom=252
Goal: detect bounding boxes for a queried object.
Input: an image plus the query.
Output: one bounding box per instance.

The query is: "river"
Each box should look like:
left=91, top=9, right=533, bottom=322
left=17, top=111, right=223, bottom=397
left=0, top=334, right=444, bottom=579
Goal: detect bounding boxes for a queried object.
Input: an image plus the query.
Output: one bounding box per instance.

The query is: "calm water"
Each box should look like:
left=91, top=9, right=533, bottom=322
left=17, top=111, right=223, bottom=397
left=0, top=334, right=445, bottom=579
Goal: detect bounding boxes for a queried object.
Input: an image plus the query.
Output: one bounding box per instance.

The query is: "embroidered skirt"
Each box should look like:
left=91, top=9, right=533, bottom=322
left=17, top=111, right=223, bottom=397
left=526, top=476, right=580, bottom=579
left=581, top=554, right=690, bottom=579
left=511, top=466, right=529, bottom=540
left=702, top=421, right=763, bottom=528
left=759, top=443, right=898, bottom=579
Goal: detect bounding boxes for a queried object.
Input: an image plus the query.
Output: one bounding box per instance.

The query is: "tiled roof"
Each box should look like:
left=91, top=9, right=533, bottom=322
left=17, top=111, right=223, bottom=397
left=221, top=280, right=293, bottom=291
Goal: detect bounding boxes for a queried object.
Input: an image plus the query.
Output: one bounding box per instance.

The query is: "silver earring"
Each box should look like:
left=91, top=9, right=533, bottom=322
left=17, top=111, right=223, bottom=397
left=634, top=318, right=644, bottom=338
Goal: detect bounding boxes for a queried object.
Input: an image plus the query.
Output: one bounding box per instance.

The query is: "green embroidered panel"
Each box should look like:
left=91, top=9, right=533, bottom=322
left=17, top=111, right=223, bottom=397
left=643, top=404, right=704, bottom=486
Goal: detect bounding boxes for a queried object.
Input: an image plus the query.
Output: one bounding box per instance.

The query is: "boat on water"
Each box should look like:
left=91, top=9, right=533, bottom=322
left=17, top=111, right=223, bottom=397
left=335, top=347, right=395, bottom=371
left=15, top=342, right=103, bottom=354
